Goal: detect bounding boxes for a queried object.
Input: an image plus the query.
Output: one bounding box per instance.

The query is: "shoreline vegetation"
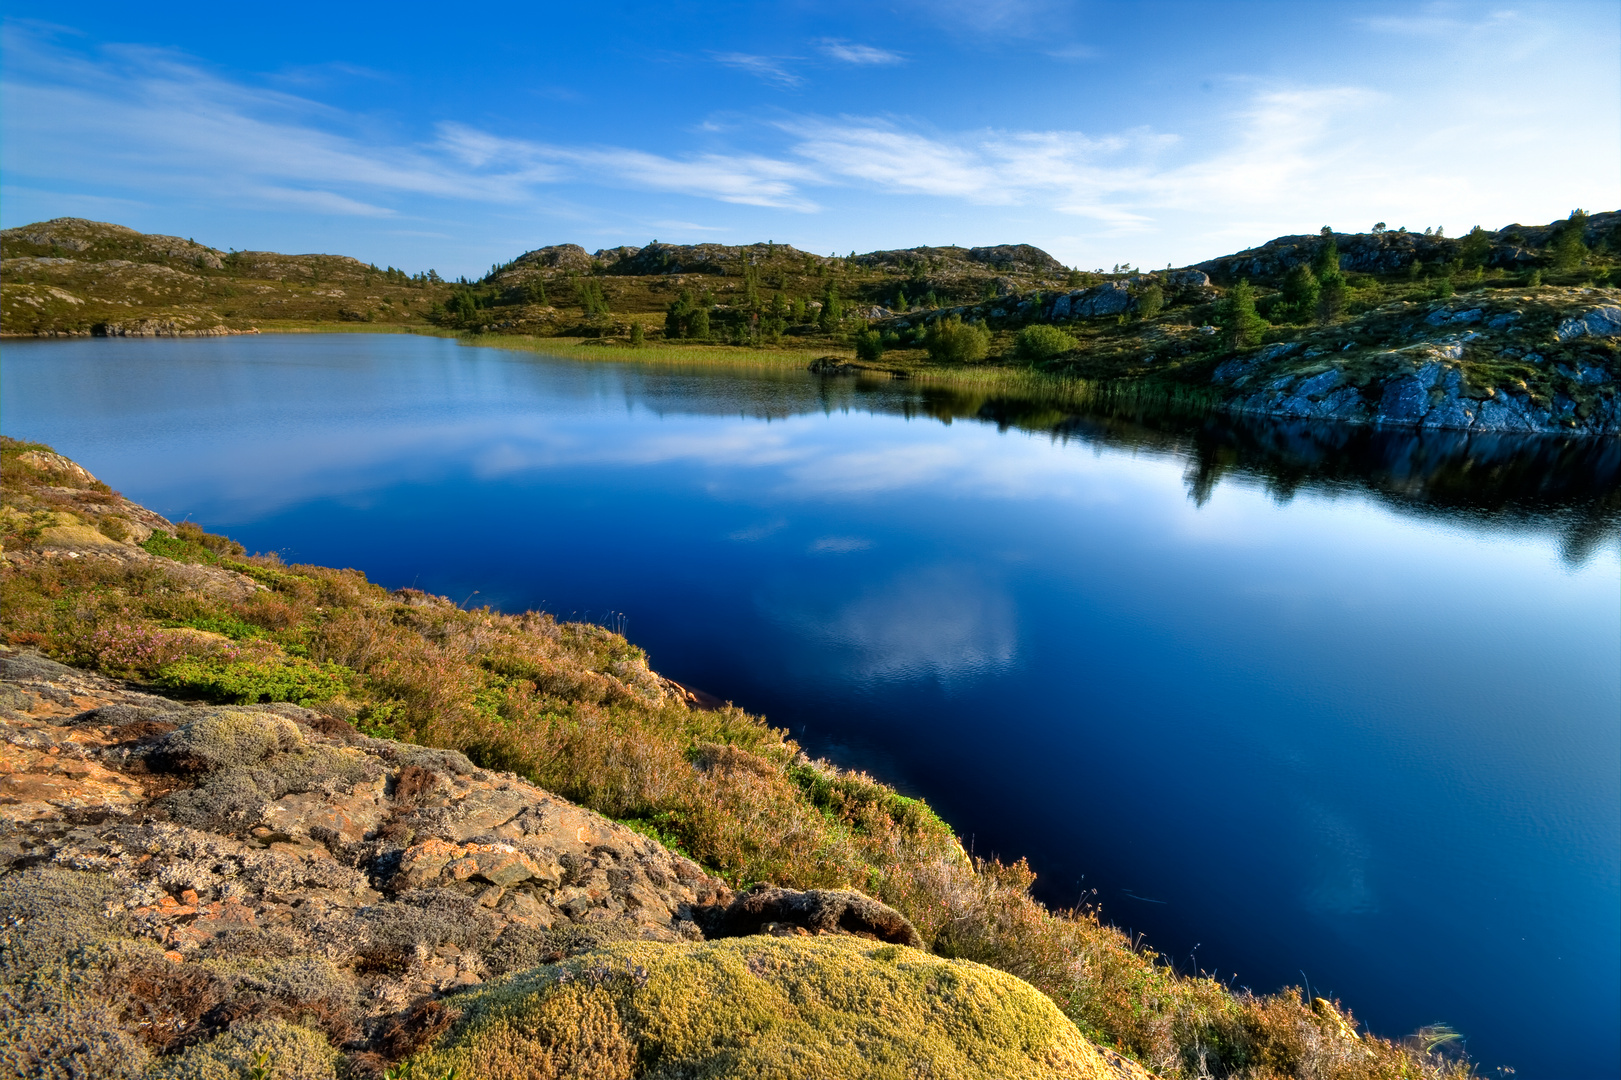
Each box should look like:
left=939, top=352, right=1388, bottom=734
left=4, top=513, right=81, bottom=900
left=0, top=436, right=1476, bottom=1079
left=4, top=212, right=1618, bottom=435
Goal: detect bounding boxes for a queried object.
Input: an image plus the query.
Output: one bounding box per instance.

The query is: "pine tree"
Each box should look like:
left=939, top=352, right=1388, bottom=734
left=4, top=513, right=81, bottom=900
left=819, top=283, right=842, bottom=332
left=1279, top=265, right=1320, bottom=323
left=666, top=290, right=694, bottom=338
left=1311, top=231, right=1348, bottom=324
left=1222, top=279, right=1268, bottom=349
left=1312, top=229, right=1341, bottom=281
left=1459, top=226, right=1492, bottom=270
left=1552, top=209, right=1589, bottom=271
left=629, top=321, right=644, bottom=347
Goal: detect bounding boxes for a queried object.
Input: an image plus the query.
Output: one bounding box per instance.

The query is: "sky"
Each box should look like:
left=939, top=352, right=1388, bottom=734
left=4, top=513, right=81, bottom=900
left=2, top=0, right=1617, bottom=279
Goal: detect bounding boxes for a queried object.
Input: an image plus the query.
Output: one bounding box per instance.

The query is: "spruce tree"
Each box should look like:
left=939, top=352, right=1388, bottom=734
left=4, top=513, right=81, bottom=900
left=629, top=321, right=644, bottom=347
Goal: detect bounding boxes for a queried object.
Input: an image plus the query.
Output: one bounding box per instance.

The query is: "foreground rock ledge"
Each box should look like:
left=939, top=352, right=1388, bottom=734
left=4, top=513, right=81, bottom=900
left=0, top=651, right=1148, bottom=1079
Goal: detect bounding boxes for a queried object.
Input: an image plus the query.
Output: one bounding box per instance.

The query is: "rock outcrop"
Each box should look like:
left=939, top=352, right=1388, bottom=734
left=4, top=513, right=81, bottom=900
left=0, top=650, right=983, bottom=1079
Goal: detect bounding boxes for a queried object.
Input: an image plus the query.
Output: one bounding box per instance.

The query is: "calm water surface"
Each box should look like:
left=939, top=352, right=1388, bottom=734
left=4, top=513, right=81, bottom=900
left=4, top=334, right=1617, bottom=1078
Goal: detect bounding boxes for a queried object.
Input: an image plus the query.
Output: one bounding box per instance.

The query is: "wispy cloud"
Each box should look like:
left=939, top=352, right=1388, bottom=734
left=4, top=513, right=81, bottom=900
left=711, top=51, right=803, bottom=86
left=1046, top=43, right=1100, bottom=61
left=819, top=40, right=905, bottom=65
left=3, top=17, right=1613, bottom=265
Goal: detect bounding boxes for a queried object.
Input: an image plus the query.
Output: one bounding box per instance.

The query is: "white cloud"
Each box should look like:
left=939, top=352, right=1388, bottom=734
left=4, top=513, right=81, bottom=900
left=711, top=52, right=802, bottom=87
left=3, top=15, right=1613, bottom=266
left=819, top=41, right=905, bottom=65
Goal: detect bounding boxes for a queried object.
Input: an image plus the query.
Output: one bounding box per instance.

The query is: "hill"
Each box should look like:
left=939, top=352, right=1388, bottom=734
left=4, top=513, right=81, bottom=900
left=3, top=213, right=1618, bottom=434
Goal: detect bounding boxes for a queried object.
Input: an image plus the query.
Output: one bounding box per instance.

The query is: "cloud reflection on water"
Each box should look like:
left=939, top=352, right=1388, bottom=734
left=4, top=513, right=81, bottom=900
left=758, top=563, right=1017, bottom=686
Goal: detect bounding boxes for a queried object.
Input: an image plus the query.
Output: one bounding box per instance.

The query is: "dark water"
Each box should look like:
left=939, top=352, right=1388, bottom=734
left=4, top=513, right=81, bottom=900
left=4, top=334, right=1617, bottom=1078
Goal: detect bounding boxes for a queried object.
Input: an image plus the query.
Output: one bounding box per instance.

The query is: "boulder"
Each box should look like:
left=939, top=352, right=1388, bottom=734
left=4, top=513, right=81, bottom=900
left=1554, top=306, right=1621, bottom=342
left=1070, top=282, right=1132, bottom=318
left=709, top=886, right=922, bottom=947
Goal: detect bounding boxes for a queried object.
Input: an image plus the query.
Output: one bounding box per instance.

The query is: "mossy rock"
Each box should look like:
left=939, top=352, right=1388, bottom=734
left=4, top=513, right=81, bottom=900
left=411, top=935, right=1120, bottom=1080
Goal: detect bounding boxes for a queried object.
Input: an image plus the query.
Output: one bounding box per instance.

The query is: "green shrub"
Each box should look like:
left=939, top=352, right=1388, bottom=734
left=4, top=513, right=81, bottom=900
left=156, top=655, right=352, bottom=705
left=1013, top=325, right=1078, bottom=362
left=1135, top=284, right=1164, bottom=321
left=854, top=329, right=885, bottom=362
left=924, top=316, right=990, bottom=363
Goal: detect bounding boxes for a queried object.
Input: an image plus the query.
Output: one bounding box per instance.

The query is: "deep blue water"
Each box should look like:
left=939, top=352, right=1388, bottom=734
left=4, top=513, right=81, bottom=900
left=3, top=333, right=1617, bottom=1078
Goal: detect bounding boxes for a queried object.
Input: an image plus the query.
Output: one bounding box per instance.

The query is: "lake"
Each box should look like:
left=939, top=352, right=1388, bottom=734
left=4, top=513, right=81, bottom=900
left=3, top=333, right=1617, bottom=1078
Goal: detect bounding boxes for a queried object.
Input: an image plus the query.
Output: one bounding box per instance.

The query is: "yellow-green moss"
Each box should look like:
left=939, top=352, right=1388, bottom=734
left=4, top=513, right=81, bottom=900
left=412, top=936, right=1117, bottom=1080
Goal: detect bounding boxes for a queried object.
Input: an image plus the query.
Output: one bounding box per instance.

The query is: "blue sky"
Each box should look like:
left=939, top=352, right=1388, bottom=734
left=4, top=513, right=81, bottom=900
left=3, top=1, right=1616, bottom=279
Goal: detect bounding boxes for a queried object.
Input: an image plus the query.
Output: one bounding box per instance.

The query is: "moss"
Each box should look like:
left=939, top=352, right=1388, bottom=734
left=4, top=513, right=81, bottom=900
left=412, top=936, right=1118, bottom=1080
left=146, top=1019, right=339, bottom=1080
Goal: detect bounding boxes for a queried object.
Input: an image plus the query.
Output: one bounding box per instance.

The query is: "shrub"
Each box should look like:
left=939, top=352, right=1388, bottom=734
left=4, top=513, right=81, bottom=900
left=1014, top=325, right=1078, bottom=362
left=147, top=1019, right=339, bottom=1080
left=923, top=316, right=990, bottom=363
left=854, top=329, right=884, bottom=362
left=1135, top=284, right=1164, bottom=321
left=628, top=321, right=644, bottom=347
left=156, top=654, right=352, bottom=705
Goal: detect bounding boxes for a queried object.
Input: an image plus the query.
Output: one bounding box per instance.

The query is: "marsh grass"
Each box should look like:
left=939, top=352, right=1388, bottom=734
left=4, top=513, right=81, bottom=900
left=470, top=333, right=841, bottom=370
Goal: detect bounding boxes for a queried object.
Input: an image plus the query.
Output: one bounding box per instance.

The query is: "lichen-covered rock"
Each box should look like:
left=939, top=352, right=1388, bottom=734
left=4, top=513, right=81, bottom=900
left=412, top=935, right=1122, bottom=1080
left=710, top=885, right=922, bottom=947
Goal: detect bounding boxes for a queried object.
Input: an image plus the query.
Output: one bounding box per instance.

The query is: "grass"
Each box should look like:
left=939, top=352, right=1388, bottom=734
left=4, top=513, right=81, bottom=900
left=470, top=333, right=843, bottom=370
left=0, top=434, right=1476, bottom=1080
